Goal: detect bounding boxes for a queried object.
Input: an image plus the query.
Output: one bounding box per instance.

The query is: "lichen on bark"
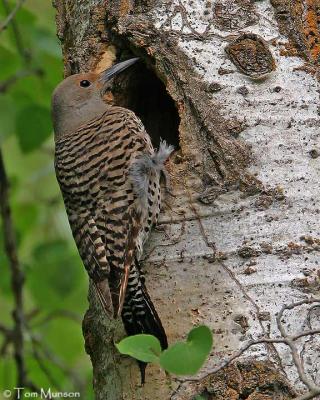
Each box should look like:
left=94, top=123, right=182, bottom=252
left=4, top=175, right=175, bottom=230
left=53, top=0, right=320, bottom=399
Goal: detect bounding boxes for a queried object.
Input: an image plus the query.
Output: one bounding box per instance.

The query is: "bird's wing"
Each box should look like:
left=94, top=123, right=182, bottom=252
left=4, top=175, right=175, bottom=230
left=54, top=108, right=153, bottom=317
left=55, top=136, right=114, bottom=316
left=71, top=214, right=114, bottom=317
left=117, top=207, right=142, bottom=317
left=93, top=109, right=154, bottom=316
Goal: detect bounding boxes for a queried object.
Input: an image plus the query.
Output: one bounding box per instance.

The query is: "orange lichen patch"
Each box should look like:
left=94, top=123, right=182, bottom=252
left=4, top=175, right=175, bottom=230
left=271, top=0, right=320, bottom=65
left=303, top=0, right=320, bottom=62
left=119, top=0, right=132, bottom=16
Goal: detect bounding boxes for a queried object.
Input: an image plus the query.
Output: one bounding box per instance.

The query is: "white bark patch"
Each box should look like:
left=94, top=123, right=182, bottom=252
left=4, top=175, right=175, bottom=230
left=144, top=0, right=320, bottom=394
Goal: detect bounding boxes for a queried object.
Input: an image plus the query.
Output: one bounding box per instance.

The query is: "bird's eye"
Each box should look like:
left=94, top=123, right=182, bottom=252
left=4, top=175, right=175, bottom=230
left=80, top=80, right=91, bottom=88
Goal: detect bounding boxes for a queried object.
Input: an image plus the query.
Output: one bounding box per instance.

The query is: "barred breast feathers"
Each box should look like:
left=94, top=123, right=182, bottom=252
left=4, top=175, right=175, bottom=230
left=129, top=140, right=174, bottom=210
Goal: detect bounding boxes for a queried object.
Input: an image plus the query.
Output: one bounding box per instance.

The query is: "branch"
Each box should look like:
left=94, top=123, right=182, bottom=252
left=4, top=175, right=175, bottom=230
left=276, top=299, right=320, bottom=393
left=0, top=322, right=14, bottom=356
left=0, top=68, right=43, bottom=93
left=0, top=322, right=11, bottom=336
left=30, top=332, right=86, bottom=392
left=1, top=0, right=30, bottom=63
left=172, top=298, right=320, bottom=400
left=30, top=309, right=82, bottom=328
left=0, top=149, right=32, bottom=389
left=30, top=338, right=62, bottom=391
left=0, top=0, right=25, bottom=33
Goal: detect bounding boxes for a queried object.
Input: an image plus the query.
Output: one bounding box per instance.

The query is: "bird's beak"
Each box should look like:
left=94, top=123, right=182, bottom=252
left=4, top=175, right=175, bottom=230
left=99, top=58, right=139, bottom=82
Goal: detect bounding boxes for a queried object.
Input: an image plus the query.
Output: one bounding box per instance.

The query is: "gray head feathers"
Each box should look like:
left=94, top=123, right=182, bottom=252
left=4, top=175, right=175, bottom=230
left=129, top=139, right=174, bottom=208
left=52, top=59, right=140, bottom=142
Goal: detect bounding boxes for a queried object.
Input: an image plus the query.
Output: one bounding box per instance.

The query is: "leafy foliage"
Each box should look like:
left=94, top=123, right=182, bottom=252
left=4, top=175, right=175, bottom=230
left=116, top=326, right=213, bottom=376
left=160, top=325, right=213, bottom=375
left=16, top=104, right=52, bottom=152
left=0, top=1, right=93, bottom=397
left=116, top=334, right=161, bottom=363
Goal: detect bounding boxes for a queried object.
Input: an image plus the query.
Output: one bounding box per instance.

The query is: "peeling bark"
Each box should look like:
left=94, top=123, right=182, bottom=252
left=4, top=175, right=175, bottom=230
left=53, top=1, right=320, bottom=399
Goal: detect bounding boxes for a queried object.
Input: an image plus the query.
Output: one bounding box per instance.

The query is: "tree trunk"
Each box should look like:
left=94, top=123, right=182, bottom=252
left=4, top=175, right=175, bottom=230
left=53, top=1, right=320, bottom=399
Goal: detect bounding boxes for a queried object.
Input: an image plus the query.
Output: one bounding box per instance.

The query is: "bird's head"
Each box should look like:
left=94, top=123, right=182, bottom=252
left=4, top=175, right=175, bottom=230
left=52, top=58, right=139, bottom=141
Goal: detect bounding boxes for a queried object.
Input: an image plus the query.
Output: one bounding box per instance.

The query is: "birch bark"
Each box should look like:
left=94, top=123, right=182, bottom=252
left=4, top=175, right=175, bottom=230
left=53, top=1, right=320, bottom=399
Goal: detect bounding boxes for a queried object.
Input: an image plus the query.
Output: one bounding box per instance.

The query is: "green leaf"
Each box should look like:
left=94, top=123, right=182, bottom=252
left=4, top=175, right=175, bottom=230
left=0, top=46, right=20, bottom=79
left=27, top=240, right=82, bottom=309
left=0, top=95, right=17, bottom=141
left=13, top=203, right=38, bottom=237
left=160, top=326, right=213, bottom=375
left=31, top=27, right=62, bottom=58
left=15, top=104, right=52, bottom=152
left=116, top=334, right=161, bottom=363
left=13, top=4, right=37, bottom=26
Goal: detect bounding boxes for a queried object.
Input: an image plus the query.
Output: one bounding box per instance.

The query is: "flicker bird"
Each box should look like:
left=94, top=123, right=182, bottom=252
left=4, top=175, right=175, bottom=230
left=51, top=58, right=173, bottom=382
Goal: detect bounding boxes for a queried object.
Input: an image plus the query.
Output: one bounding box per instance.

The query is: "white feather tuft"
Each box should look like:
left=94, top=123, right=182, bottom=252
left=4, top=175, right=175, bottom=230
left=129, top=154, right=151, bottom=203
left=152, top=140, right=175, bottom=170
left=129, top=139, right=174, bottom=206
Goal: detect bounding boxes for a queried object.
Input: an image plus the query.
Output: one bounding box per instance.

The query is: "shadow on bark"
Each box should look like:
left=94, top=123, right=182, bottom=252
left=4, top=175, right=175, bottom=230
left=53, top=1, right=301, bottom=399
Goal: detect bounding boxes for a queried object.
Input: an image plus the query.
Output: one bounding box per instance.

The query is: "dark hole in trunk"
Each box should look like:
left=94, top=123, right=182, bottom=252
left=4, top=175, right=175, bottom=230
left=113, top=62, right=180, bottom=150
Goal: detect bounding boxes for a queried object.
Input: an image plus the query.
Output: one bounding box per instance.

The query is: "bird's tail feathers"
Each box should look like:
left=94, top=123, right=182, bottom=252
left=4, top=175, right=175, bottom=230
left=122, top=284, right=168, bottom=350
left=121, top=267, right=168, bottom=383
